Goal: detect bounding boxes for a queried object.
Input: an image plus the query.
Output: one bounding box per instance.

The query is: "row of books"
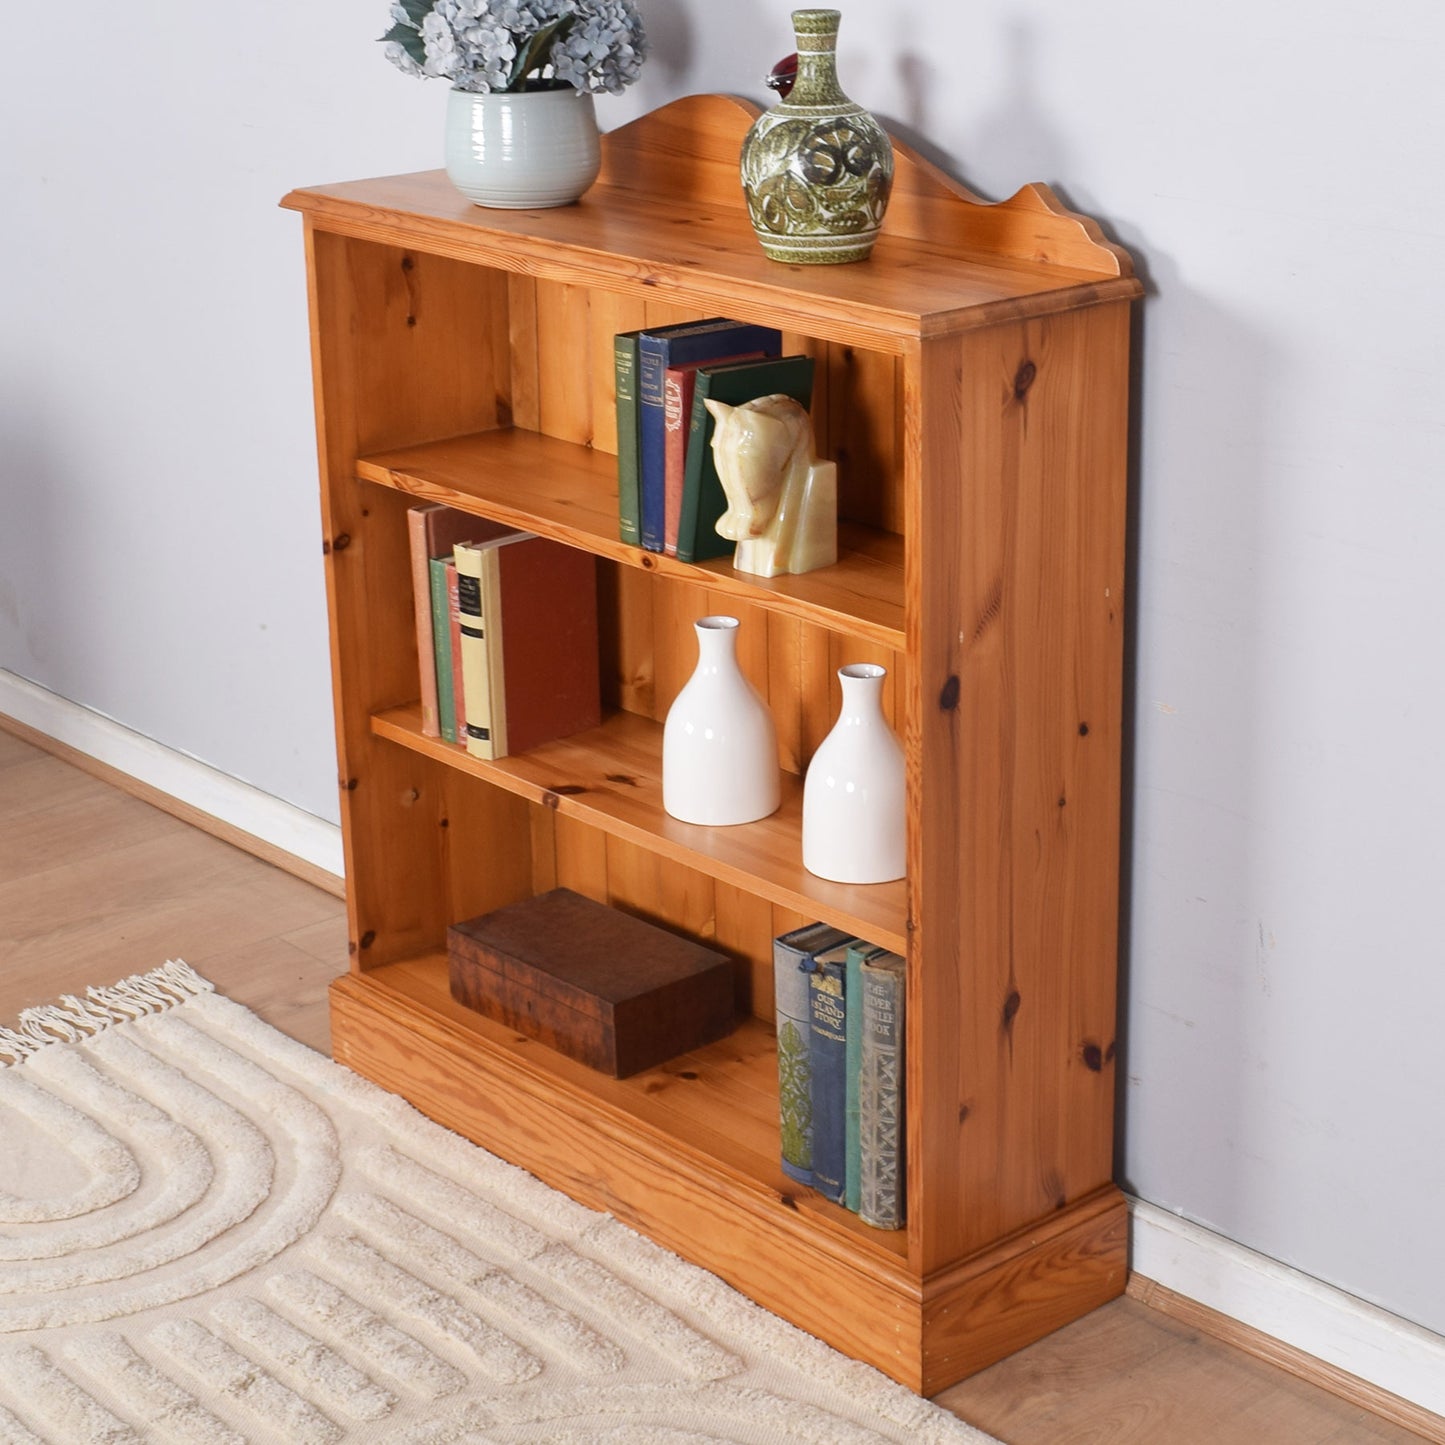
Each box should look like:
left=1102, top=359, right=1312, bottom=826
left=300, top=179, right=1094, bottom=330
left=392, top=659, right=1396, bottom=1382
left=774, top=922, right=906, bottom=1231
left=406, top=502, right=601, bottom=759
left=614, top=318, right=816, bottom=558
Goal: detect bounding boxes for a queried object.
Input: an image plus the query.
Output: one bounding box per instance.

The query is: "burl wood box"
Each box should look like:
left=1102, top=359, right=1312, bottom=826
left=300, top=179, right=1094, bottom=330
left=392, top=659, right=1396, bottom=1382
left=447, top=888, right=736, bottom=1078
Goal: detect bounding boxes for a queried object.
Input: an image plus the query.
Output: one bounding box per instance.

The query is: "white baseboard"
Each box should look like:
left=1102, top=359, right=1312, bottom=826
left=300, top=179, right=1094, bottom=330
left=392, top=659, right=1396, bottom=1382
left=0, top=670, right=343, bottom=882
left=1131, top=1198, right=1445, bottom=1417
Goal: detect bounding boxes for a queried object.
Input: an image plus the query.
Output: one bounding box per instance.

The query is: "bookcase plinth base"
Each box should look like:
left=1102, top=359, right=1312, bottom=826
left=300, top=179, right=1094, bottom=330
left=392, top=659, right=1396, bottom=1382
left=329, top=970, right=1127, bottom=1395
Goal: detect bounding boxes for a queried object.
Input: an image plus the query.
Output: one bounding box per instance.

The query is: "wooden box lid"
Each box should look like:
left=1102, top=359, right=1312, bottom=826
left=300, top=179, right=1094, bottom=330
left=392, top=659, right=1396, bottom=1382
left=447, top=889, right=735, bottom=1077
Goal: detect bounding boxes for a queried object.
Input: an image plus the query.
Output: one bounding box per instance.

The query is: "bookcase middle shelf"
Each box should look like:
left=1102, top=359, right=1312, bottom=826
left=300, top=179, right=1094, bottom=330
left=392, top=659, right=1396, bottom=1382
left=355, top=427, right=906, bottom=653
left=370, top=703, right=909, bottom=953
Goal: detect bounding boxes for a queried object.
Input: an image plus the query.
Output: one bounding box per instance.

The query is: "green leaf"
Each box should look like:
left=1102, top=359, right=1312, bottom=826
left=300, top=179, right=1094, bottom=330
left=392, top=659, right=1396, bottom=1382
left=508, top=14, right=576, bottom=88
left=395, top=0, right=432, bottom=26
left=379, top=18, right=427, bottom=66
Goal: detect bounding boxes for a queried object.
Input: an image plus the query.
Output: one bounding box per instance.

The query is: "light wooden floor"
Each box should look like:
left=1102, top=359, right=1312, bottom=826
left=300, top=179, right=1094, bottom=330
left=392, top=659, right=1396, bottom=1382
left=0, top=724, right=1433, bottom=1444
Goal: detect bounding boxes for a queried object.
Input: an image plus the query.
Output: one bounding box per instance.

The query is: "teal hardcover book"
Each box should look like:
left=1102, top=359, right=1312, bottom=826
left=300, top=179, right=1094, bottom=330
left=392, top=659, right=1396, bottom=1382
left=676, top=354, right=815, bottom=564
left=429, top=556, right=457, bottom=744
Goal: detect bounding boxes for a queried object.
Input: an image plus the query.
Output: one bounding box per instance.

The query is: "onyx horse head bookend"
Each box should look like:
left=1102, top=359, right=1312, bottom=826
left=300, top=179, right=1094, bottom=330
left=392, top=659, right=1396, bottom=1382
left=705, top=394, right=838, bottom=578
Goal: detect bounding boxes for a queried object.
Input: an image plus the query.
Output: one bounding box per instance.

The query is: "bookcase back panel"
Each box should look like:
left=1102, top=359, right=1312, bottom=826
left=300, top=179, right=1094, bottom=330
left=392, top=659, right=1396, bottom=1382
left=594, top=564, right=905, bottom=774
left=512, top=281, right=905, bottom=537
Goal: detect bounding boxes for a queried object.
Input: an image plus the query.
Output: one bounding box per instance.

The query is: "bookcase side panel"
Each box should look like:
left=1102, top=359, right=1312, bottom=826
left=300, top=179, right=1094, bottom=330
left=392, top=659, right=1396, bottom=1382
left=305, top=226, right=513, bottom=967
left=910, top=304, right=1130, bottom=1272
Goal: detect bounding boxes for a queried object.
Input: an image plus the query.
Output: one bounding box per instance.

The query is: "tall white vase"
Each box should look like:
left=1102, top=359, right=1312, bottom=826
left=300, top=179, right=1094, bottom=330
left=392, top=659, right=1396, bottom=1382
left=662, top=617, right=780, bottom=826
left=802, top=664, right=906, bottom=883
left=444, top=87, right=601, bottom=209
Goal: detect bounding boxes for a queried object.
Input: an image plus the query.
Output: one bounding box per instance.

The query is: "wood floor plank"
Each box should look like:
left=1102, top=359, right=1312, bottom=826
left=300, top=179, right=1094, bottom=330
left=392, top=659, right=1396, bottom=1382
left=0, top=725, right=1435, bottom=1443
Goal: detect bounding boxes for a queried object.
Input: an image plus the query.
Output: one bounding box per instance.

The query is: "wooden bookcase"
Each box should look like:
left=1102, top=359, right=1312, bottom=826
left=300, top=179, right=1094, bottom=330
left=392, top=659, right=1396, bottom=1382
left=282, top=93, right=1140, bottom=1395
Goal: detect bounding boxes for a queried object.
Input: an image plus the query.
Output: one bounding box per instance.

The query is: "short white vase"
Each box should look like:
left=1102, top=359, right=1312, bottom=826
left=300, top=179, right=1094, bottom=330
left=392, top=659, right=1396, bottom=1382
left=802, top=664, right=906, bottom=883
left=662, top=616, right=780, bottom=826
left=444, top=87, right=601, bottom=209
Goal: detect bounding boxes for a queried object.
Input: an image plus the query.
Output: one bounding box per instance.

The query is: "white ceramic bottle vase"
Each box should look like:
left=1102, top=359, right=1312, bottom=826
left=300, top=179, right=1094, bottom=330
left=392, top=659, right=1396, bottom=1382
left=802, top=663, right=906, bottom=883
left=662, top=616, right=780, bottom=826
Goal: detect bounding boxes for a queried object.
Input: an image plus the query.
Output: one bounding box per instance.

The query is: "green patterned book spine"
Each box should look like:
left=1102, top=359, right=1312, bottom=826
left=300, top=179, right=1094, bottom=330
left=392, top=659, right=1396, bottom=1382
left=858, top=951, right=907, bottom=1230
left=773, top=923, right=850, bottom=1188
left=845, top=941, right=888, bottom=1213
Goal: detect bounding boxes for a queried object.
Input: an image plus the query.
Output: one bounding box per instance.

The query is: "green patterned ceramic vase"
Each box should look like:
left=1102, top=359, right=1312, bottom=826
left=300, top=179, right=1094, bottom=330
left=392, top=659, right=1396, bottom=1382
left=740, top=9, right=894, bottom=265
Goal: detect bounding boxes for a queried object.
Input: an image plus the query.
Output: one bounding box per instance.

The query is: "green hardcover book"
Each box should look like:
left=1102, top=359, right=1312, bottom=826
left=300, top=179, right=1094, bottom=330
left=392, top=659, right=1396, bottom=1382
left=675, top=354, right=816, bottom=565
left=429, top=556, right=458, bottom=744
left=859, top=950, right=907, bottom=1230
left=845, top=940, right=889, bottom=1213
left=614, top=329, right=645, bottom=547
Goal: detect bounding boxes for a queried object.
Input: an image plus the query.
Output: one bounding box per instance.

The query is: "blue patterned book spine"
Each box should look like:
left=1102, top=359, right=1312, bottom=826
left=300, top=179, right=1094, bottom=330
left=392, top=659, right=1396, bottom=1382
left=773, top=924, right=850, bottom=1188
left=637, top=320, right=781, bottom=551
left=859, top=951, right=907, bottom=1230
left=807, top=942, right=853, bottom=1204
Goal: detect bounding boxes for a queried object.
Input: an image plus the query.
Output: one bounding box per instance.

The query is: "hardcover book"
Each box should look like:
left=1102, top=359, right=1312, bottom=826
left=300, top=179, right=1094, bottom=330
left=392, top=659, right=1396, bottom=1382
left=845, top=940, right=890, bottom=1213
left=409, top=504, right=504, bottom=737
left=428, top=556, right=460, bottom=744
left=807, top=939, right=856, bottom=1205
left=676, top=354, right=816, bottom=565
left=858, top=950, right=907, bottom=1230
left=773, top=922, right=852, bottom=1188
left=613, top=329, right=645, bottom=548
left=637, top=319, right=781, bottom=552
left=662, top=351, right=764, bottom=557
left=454, top=532, right=601, bottom=760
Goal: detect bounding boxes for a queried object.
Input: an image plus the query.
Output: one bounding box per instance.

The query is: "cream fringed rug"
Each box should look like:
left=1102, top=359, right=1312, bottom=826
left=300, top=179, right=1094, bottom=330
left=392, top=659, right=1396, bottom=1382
left=0, top=963, right=997, bottom=1445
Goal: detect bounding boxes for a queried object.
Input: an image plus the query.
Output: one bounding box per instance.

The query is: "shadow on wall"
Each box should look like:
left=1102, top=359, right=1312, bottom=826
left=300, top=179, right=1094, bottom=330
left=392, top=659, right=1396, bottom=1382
left=881, top=18, right=1076, bottom=205
left=1101, top=237, right=1276, bottom=1231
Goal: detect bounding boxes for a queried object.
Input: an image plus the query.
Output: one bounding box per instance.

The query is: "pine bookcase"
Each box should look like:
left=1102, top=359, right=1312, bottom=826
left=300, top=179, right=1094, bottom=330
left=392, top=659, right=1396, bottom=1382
left=282, top=93, right=1141, bottom=1395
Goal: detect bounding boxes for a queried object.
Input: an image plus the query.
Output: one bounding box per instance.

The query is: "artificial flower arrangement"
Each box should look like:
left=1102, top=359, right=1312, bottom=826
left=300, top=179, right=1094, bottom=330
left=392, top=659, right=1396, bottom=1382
left=382, top=0, right=648, bottom=93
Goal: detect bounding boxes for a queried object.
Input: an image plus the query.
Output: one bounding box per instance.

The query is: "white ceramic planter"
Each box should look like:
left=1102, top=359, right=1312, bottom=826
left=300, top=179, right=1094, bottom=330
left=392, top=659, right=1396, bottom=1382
left=444, top=87, right=601, bottom=209
left=662, top=616, right=780, bottom=826
left=802, top=663, right=905, bottom=883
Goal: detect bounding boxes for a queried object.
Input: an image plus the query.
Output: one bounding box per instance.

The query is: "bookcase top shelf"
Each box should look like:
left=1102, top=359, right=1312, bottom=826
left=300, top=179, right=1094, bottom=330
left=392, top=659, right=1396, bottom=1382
left=281, top=94, right=1139, bottom=349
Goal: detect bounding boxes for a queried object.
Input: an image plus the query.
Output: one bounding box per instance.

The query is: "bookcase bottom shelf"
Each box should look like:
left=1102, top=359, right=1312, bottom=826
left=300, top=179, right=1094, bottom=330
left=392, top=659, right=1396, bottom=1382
left=329, top=961, right=1129, bottom=1393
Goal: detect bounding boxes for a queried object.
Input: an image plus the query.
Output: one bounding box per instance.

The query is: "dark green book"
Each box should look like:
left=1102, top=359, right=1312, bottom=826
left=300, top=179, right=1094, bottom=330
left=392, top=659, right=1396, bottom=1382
left=675, top=354, right=816, bottom=565
left=613, top=329, right=645, bottom=547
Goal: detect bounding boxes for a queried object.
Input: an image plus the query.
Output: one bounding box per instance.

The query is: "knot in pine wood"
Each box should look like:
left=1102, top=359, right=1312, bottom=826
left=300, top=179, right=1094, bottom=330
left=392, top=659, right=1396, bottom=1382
left=938, top=674, right=961, bottom=711
left=1013, top=359, right=1037, bottom=401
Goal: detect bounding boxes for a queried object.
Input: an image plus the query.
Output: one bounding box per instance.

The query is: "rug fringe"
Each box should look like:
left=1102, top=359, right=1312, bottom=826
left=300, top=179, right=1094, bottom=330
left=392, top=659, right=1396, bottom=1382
left=0, top=960, right=213, bottom=1065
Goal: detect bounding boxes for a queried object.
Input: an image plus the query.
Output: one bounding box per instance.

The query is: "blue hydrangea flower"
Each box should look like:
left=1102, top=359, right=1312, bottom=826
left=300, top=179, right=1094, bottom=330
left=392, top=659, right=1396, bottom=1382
left=382, top=0, right=648, bottom=93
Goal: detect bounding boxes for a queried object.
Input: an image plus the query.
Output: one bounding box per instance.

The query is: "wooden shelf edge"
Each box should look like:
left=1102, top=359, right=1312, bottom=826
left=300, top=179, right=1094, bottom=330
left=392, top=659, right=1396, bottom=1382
left=354, top=435, right=907, bottom=654
left=368, top=704, right=910, bottom=954
left=330, top=969, right=930, bottom=1380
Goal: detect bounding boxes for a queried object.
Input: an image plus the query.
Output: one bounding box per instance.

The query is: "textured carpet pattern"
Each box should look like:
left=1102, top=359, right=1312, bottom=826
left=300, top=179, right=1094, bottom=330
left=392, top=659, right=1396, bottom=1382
left=0, top=964, right=994, bottom=1444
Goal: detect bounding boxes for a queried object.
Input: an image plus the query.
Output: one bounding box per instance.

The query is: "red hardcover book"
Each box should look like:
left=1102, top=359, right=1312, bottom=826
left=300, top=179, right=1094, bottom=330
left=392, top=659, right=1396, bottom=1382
left=662, top=352, right=763, bottom=557
left=463, top=534, right=602, bottom=759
